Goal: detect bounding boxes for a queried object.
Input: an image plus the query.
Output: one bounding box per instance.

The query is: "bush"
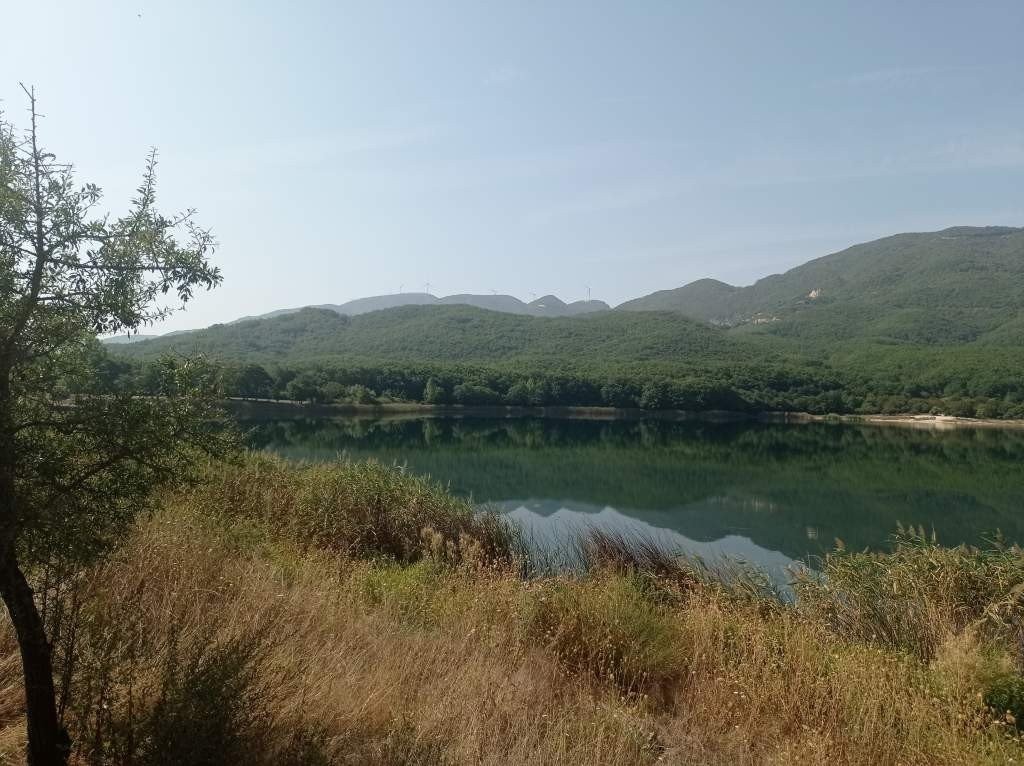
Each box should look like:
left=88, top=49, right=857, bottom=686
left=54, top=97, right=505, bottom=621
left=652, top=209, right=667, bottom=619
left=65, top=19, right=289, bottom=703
left=422, top=377, right=447, bottom=404
left=69, top=628, right=301, bottom=766
left=452, top=383, right=501, bottom=405
left=285, top=373, right=323, bottom=403
left=795, top=530, right=1024, bottom=660
left=528, top=573, right=681, bottom=699
left=600, top=382, right=636, bottom=408
left=984, top=674, right=1024, bottom=727
left=638, top=382, right=672, bottom=410
left=179, top=456, right=520, bottom=565
left=345, top=384, right=378, bottom=404
left=134, top=636, right=269, bottom=766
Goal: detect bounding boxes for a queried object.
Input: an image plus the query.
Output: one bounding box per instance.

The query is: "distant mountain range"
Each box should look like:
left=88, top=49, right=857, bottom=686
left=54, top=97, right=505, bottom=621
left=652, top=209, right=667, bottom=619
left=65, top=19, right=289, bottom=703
left=106, top=225, right=1024, bottom=417
left=102, top=334, right=160, bottom=344
left=105, top=225, right=1024, bottom=350
left=104, top=292, right=610, bottom=344
left=232, top=292, right=611, bottom=323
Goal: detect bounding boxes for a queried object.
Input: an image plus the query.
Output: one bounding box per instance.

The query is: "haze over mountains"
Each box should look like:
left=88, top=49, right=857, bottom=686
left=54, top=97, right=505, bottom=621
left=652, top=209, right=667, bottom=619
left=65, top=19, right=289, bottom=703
left=108, top=225, right=1024, bottom=351
left=233, top=292, right=611, bottom=324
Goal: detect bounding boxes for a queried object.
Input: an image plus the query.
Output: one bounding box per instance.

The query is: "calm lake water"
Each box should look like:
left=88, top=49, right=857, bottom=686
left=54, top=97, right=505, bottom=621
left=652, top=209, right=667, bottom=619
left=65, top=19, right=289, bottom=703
left=247, top=416, right=1024, bottom=583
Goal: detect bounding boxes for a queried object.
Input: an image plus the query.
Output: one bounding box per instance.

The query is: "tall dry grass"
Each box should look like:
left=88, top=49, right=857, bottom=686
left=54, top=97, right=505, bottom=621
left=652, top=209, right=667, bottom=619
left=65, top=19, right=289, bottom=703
left=795, top=528, right=1024, bottom=661
left=0, top=456, right=1022, bottom=764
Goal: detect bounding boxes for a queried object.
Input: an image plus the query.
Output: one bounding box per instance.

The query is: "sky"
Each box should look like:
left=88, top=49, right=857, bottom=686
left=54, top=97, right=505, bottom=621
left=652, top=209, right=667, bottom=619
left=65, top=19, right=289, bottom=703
left=2, top=1, right=1024, bottom=332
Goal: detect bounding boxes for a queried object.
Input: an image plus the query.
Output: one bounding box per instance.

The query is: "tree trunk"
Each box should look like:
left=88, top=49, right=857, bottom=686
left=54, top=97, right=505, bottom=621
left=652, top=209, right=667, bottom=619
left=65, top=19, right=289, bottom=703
left=0, top=551, right=69, bottom=766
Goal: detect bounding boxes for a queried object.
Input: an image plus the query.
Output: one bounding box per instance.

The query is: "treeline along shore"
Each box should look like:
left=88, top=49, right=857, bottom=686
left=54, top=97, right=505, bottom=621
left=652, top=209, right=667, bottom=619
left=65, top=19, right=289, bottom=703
left=223, top=397, right=1024, bottom=430
left=103, top=344, right=1024, bottom=421
left=107, top=225, right=1024, bottom=422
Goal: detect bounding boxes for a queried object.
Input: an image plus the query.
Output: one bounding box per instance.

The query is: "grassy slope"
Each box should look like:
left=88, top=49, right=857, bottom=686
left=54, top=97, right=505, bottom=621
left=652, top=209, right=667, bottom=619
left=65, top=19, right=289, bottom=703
left=3, top=457, right=1024, bottom=764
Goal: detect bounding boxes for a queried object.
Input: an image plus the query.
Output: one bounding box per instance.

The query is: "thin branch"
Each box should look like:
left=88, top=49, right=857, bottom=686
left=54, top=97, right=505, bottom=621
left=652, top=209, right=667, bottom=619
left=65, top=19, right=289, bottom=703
left=3, top=86, right=50, bottom=358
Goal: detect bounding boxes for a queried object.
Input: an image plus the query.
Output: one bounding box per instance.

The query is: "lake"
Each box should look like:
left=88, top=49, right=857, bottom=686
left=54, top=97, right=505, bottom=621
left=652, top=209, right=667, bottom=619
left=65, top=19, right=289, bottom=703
left=247, top=416, right=1024, bottom=584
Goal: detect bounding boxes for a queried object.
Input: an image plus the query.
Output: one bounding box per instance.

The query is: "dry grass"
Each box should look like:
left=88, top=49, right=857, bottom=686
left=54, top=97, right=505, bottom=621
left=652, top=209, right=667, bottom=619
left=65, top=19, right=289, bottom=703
left=0, top=457, right=1022, bottom=764
left=175, top=455, right=519, bottom=566
left=795, top=529, right=1024, bottom=662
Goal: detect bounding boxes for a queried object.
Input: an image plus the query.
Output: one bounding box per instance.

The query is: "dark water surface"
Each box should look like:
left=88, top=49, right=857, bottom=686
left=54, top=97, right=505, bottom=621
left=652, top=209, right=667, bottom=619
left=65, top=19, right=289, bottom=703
left=247, top=416, right=1024, bottom=582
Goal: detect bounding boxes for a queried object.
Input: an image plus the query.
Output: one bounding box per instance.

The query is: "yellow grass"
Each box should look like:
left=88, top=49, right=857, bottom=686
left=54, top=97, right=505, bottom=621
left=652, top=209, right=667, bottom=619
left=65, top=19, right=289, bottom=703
left=0, top=457, right=1022, bottom=764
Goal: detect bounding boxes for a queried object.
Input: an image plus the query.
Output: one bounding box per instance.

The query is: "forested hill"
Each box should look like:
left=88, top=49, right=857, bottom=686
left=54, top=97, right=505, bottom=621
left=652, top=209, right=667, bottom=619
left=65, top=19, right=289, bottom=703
left=114, top=304, right=743, bottom=367
left=106, top=226, right=1024, bottom=418
left=111, top=225, right=1024, bottom=349
left=620, top=226, right=1024, bottom=345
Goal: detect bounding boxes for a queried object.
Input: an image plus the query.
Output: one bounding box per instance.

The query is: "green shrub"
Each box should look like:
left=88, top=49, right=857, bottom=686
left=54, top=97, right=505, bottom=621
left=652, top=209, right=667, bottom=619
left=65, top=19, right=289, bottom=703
left=134, top=636, right=269, bottom=766
left=70, top=630, right=276, bottom=766
left=984, top=674, right=1024, bottom=727
left=358, top=560, right=446, bottom=626
left=345, top=384, right=378, bottom=404
left=452, top=382, right=501, bottom=405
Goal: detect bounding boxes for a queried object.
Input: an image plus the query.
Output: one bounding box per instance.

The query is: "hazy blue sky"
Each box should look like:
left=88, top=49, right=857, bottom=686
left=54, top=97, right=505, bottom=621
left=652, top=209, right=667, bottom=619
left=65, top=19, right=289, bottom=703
left=3, top=1, right=1023, bottom=331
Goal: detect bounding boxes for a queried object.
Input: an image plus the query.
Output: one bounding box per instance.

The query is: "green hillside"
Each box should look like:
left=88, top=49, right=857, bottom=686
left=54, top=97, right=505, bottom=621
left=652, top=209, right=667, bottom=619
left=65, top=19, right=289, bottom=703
left=116, top=303, right=745, bottom=367
left=107, top=226, right=1024, bottom=418
left=621, top=226, right=1024, bottom=345
left=111, top=303, right=853, bottom=413
left=617, top=278, right=740, bottom=319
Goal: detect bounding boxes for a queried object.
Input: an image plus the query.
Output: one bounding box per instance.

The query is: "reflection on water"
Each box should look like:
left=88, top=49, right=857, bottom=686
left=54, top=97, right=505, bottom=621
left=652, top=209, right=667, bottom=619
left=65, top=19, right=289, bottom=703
left=247, top=416, right=1024, bottom=577
left=496, top=499, right=800, bottom=589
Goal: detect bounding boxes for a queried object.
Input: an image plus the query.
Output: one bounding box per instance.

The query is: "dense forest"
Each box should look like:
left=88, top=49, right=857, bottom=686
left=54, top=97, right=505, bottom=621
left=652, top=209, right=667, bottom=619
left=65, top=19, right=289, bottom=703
left=104, top=321, right=1024, bottom=418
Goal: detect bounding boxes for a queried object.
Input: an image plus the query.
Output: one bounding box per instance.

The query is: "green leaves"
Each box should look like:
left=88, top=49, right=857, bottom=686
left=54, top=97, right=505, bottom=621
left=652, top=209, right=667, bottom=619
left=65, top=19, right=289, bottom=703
left=15, top=353, right=238, bottom=569
left=0, top=92, right=235, bottom=570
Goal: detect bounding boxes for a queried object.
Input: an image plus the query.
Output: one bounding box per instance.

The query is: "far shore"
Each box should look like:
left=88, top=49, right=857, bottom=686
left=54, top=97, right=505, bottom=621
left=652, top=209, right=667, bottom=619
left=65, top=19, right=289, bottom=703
left=776, top=411, right=1024, bottom=430
left=223, top=398, right=1024, bottom=430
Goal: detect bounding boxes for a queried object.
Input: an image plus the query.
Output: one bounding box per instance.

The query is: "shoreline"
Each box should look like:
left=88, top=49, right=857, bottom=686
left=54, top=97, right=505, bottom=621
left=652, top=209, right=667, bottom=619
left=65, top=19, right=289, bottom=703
left=769, top=411, right=1024, bottom=430
left=223, top=399, right=1024, bottom=430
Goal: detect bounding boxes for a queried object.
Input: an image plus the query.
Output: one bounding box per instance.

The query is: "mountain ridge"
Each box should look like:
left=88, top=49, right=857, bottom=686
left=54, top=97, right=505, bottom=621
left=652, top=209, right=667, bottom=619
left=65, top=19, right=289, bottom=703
left=234, top=292, right=611, bottom=324
left=619, top=225, right=1024, bottom=344
left=104, top=225, right=1024, bottom=348
left=105, top=224, right=1024, bottom=418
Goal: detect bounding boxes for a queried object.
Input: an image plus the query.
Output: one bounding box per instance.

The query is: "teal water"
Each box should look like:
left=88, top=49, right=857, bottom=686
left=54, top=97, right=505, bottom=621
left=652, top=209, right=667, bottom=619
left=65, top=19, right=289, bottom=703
left=247, top=416, right=1024, bottom=581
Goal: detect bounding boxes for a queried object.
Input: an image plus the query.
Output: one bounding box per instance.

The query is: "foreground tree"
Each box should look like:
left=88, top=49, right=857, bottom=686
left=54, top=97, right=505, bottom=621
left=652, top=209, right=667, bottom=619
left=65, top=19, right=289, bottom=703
left=0, top=86, right=230, bottom=764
